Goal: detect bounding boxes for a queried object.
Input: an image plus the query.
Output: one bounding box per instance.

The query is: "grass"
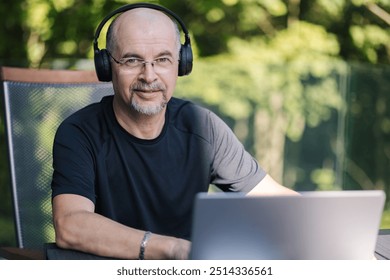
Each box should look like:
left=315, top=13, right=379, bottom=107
left=381, top=209, right=390, bottom=229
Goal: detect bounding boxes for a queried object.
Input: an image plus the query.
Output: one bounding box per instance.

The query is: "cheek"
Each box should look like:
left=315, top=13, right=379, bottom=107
left=165, top=76, right=178, bottom=98
left=113, top=72, right=133, bottom=96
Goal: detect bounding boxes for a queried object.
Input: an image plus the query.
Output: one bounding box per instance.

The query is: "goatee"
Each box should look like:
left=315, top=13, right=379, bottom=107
left=130, top=81, right=167, bottom=116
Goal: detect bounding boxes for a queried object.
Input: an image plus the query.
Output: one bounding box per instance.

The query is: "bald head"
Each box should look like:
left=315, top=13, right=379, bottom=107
left=106, top=8, right=181, bottom=57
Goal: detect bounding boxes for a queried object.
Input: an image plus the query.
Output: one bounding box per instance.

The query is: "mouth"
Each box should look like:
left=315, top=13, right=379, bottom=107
left=134, top=89, right=161, bottom=93
left=132, top=89, right=164, bottom=102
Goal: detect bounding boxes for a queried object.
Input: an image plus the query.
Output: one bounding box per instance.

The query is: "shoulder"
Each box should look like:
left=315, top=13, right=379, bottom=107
left=63, top=95, right=112, bottom=124
left=60, top=95, right=112, bottom=128
left=55, top=95, right=113, bottom=140
left=168, top=97, right=211, bottom=127
left=167, top=97, right=228, bottom=141
left=170, top=96, right=211, bottom=116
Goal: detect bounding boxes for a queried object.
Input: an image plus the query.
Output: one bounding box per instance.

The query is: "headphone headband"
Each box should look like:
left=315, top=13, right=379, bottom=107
left=93, top=2, right=191, bottom=56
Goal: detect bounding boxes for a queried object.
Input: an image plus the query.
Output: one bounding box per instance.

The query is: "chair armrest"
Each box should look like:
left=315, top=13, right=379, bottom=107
left=0, top=247, right=45, bottom=260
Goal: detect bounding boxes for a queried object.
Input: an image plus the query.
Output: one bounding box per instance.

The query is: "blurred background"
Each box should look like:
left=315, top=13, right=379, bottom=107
left=1, top=0, right=389, bottom=246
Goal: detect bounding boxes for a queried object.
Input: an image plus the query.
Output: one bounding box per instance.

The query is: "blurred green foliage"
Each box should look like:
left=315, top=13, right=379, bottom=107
left=0, top=0, right=389, bottom=246
left=1, top=0, right=389, bottom=67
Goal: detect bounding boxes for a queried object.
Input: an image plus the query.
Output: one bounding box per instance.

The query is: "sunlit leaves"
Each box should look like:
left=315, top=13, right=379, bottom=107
left=270, top=21, right=340, bottom=59
left=311, top=168, right=338, bottom=191
left=222, top=0, right=239, bottom=5
left=24, top=0, right=52, bottom=66
left=350, top=24, right=390, bottom=63
left=49, top=0, right=75, bottom=12
left=7, top=0, right=389, bottom=66
left=260, top=0, right=287, bottom=17
left=206, top=8, right=225, bottom=22
left=317, top=0, right=345, bottom=18
left=56, top=40, right=77, bottom=55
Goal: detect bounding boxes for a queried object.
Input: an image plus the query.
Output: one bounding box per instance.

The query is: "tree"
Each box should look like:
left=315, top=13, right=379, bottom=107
left=1, top=0, right=389, bottom=66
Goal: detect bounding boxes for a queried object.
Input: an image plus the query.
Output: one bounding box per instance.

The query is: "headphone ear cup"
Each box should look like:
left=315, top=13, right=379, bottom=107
left=178, top=43, right=193, bottom=76
left=94, top=49, right=112, bottom=82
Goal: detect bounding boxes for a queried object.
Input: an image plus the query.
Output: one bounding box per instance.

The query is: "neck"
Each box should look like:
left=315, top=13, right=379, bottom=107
left=113, top=99, right=166, bottom=140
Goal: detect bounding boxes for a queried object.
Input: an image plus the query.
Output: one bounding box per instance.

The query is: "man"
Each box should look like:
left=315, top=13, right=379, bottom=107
left=51, top=6, right=296, bottom=260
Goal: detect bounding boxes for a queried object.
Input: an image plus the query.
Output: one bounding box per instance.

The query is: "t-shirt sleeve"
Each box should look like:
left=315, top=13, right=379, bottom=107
left=208, top=111, right=266, bottom=192
left=51, top=121, right=96, bottom=203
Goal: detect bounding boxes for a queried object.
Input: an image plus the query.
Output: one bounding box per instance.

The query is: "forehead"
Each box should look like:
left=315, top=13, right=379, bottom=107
left=113, top=8, right=177, bottom=55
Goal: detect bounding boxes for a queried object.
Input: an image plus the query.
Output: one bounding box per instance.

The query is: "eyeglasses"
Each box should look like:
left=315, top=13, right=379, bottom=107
left=107, top=51, right=176, bottom=74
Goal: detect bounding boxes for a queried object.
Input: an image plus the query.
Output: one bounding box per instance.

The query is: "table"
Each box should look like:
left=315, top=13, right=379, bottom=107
left=0, top=246, right=45, bottom=260
left=375, top=229, right=390, bottom=260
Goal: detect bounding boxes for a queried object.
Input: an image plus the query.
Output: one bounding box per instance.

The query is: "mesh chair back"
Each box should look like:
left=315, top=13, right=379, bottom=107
left=0, top=67, right=114, bottom=248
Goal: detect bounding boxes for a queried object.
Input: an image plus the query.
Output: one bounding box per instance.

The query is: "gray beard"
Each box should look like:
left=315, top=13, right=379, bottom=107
left=130, top=96, right=168, bottom=116
left=129, top=81, right=168, bottom=116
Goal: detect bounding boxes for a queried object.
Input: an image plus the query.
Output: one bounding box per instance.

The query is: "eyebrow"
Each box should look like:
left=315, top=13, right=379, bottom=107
left=121, top=50, right=174, bottom=59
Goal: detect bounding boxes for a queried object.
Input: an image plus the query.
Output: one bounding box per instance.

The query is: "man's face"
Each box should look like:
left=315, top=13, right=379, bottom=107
left=111, top=9, right=179, bottom=116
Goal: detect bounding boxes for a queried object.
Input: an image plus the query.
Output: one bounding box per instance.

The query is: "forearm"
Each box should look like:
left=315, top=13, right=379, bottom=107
left=53, top=203, right=190, bottom=259
left=54, top=210, right=140, bottom=259
left=248, top=174, right=299, bottom=196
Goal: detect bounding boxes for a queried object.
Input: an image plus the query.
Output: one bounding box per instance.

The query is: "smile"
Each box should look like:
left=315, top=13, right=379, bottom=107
left=134, top=89, right=161, bottom=93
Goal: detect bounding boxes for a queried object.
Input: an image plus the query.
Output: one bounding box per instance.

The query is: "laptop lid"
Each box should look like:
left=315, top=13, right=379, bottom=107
left=189, top=190, right=385, bottom=260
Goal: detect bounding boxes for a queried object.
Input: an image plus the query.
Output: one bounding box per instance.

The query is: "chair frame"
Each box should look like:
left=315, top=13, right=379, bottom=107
left=0, top=67, right=102, bottom=256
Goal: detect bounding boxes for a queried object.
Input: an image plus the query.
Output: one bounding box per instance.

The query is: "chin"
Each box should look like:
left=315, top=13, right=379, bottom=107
left=131, top=101, right=167, bottom=116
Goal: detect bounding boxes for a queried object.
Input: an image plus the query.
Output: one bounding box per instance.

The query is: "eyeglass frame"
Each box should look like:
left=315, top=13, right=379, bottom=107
left=106, top=50, right=178, bottom=73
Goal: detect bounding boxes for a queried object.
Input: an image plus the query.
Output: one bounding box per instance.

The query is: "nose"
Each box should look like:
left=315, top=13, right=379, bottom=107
left=138, top=62, right=158, bottom=83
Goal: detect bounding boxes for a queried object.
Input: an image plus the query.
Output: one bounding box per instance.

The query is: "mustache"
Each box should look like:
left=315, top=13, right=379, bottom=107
left=131, top=82, right=166, bottom=92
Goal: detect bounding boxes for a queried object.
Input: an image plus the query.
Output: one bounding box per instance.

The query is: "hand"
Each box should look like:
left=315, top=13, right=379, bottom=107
left=168, top=238, right=191, bottom=260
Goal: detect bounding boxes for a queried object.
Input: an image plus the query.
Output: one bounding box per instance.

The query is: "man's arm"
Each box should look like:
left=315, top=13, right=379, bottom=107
left=248, top=174, right=298, bottom=196
left=52, top=194, right=190, bottom=259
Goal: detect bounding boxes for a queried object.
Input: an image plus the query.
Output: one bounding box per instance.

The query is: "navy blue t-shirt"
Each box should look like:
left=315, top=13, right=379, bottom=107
left=51, top=95, right=265, bottom=239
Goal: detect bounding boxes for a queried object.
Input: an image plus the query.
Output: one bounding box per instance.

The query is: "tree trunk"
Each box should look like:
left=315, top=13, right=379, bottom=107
left=254, top=94, right=287, bottom=183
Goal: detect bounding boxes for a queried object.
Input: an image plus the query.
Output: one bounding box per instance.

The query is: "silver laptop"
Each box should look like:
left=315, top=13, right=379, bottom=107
left=189, top=190, right=385, bottom=260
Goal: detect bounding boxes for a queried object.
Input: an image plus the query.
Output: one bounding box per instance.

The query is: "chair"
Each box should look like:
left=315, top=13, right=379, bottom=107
left=0, top=66, right=114, bottom=258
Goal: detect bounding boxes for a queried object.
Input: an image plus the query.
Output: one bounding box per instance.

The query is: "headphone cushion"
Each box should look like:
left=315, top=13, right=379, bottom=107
left=179, top=43, right=193, bottom=76
left=94, top=49, right=112, bottom=82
